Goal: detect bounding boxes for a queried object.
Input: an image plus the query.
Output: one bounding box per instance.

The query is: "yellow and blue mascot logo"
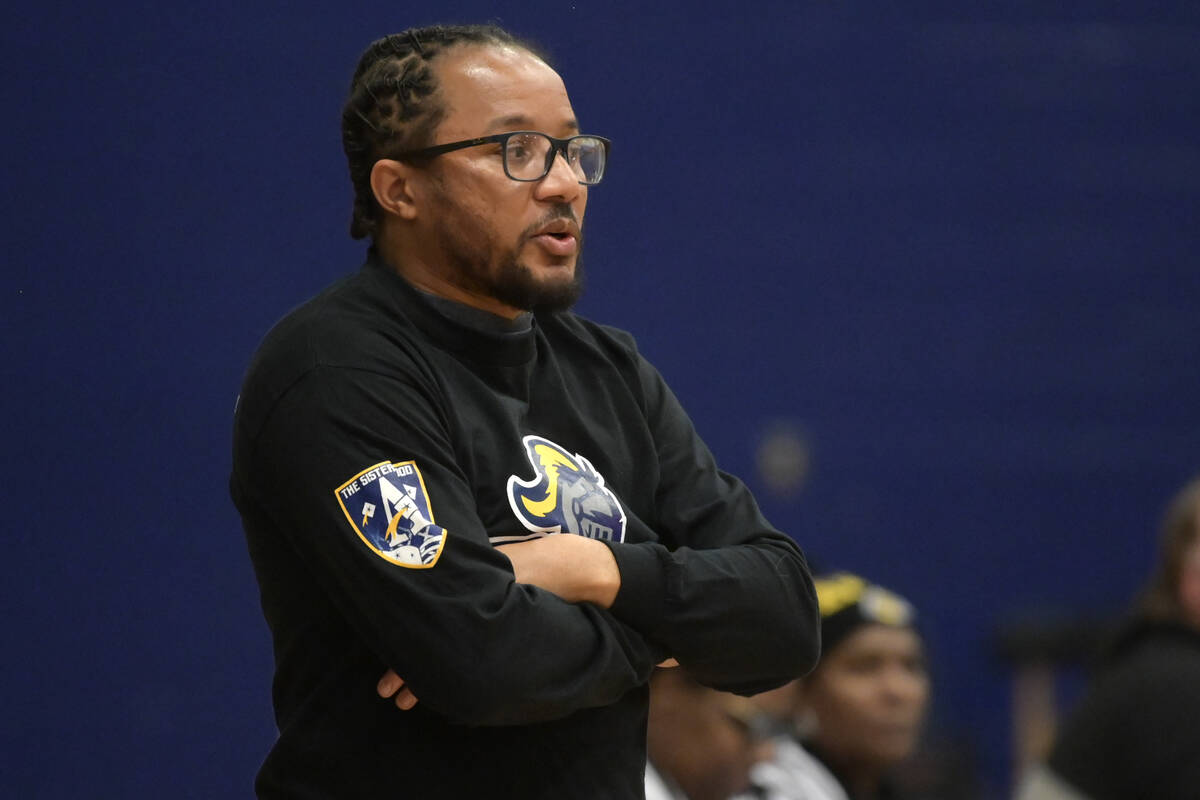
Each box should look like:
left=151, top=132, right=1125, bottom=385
left=505, top=435, right=627, bottom=543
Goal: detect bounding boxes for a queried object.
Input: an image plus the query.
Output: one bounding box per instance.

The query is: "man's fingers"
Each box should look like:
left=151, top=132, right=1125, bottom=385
left=377, top=669, right=403, bottom=698
left=657, top=658, right=679, bottom=668
left=394, top=686, right=418, bottom=711
left=378, top=670, right=420, bottom=710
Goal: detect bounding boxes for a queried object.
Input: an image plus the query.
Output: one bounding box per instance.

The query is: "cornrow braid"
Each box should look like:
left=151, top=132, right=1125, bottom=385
left=341, top=24, right=550, bottom=240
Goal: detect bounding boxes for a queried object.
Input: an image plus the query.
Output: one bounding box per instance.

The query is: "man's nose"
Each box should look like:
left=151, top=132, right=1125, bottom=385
left=535, top=150, right=583, bottom=201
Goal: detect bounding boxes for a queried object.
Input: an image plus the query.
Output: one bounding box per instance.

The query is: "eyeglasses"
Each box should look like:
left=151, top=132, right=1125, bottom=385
left=395, top=131, right=611, bottom=185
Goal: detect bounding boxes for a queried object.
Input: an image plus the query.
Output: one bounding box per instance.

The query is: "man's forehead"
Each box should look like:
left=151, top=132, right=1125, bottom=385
left=435, top=44, right=577, bottom=135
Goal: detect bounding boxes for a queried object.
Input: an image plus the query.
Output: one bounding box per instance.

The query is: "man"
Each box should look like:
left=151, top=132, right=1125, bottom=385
left=745, top=573, right=929, bottom=800
left=231, top=23, right=819, bottom=798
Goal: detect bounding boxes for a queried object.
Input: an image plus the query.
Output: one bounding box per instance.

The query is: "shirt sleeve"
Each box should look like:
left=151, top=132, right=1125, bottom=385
left=601, top=354, right=821, bottom=694
left=235, top=363, right=663, bottom=726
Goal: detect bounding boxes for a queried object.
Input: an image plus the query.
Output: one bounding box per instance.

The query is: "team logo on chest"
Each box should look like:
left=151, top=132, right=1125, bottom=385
left=335, top=460, right=447, bottom=568
left=504, top=435, right=627, bottom=543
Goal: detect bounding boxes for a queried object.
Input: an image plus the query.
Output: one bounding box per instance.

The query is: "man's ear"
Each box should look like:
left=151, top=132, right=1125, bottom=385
left=370, top=159, right=420, bottom=221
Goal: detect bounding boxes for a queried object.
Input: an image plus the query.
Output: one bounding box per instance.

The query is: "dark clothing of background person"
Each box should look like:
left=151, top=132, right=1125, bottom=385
left=1045, top=617, right=1200, bottom=800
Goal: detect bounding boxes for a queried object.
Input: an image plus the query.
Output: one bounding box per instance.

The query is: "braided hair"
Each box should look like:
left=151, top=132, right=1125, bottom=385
left=341, top=24, right=549, bottom=240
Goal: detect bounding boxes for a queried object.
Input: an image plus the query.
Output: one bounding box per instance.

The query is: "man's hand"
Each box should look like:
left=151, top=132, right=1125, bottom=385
left=377, top=669, right=418, bottom=710
left=498, top=534, right=621, bottom=608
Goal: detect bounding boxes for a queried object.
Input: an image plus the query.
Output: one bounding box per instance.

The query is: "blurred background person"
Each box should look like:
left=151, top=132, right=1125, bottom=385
left=646, top=667, right=775, bottom=800
left=1017, top=476, right=1200, bottom=800
left=746, top=573, right=930, bottom=800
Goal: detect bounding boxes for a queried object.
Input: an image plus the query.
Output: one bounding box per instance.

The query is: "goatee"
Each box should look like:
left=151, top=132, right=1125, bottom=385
left=487, top=251, right=585, bottom=314
left=439, top=201, right=586, bottom=313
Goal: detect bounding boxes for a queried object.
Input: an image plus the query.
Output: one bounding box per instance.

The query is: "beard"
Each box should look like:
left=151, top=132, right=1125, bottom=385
left=430, top=189, right=585, bottom=314
left=485, top=248, right=585, bottom=314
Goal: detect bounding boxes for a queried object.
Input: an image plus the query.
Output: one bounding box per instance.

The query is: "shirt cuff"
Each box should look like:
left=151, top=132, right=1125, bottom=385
left=602, top=540, right=671, bottom=635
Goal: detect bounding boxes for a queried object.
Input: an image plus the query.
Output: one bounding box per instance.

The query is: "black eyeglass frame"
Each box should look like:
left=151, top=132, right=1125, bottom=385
left=393, top=130, right=611, bottom=185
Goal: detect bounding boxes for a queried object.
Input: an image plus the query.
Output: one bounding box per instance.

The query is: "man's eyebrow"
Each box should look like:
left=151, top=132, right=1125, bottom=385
left=485, top=114, right=581, bottom=133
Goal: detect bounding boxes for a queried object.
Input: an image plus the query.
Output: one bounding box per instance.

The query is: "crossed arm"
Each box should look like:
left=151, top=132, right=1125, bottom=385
left=377, top=534, right=678, bottom=709
left=246, top=355, right=815, bottom=719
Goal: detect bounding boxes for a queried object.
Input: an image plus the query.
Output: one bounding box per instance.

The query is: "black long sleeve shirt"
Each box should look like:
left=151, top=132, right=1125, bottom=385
left=231, top=253, right=820, bottom=798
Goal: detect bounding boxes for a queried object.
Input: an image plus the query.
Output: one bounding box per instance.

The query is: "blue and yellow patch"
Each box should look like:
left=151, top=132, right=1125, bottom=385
left=335, top=460, right=447, bottom=568
left=504, top=435, right=627, bottom=543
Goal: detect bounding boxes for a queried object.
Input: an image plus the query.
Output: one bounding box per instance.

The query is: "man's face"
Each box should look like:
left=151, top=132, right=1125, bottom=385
left=803, top=624, right=929, bottom=772
left=415, top=44, right=588, bottom=315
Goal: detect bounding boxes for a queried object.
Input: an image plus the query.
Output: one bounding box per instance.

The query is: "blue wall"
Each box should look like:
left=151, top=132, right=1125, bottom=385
left=5, top=2, right=1198, bottom=796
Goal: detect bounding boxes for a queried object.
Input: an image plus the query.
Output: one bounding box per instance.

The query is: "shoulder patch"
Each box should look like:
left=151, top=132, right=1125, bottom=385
left=335, top=460, right=447, bottom=568
left=504, top=435, right=627, bottom=543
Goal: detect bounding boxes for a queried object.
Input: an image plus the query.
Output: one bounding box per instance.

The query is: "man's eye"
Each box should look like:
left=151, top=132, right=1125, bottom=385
left=507, top=142, right=535, bottom=164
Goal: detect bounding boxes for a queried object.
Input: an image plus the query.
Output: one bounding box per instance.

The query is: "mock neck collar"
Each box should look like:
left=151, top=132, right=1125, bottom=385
left=415, top=285, right=534, bottom=335
left=364, top=251, right=538, bottom=368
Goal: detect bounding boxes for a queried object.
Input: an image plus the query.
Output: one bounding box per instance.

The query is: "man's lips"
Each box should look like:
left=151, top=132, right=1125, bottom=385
left=530, top=231, right=578, bottom=256
left=527, top=218, right=581, bottom=256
